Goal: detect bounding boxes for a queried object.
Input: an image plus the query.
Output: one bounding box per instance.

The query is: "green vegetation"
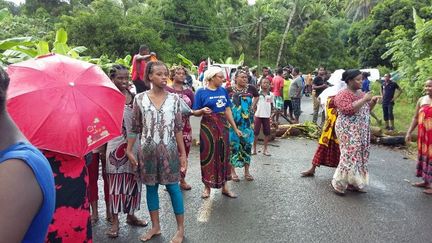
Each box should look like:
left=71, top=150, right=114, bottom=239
left=1, top=0, right=432, bottom=126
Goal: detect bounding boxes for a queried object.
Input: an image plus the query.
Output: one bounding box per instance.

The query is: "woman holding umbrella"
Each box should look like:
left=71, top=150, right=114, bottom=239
left=0, top=67, right=55, bottom=242
left=105, top=65, right=148, bottom=238
left=6, top=54, right=127, bottom=242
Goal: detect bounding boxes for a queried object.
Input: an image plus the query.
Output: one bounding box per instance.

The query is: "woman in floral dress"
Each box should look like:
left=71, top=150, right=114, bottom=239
left=126, top=61, right=187, bottom=243
left=332, top=69, right=380, bottom=194
left=406, top=79, right=432, bottom=195
left=166, top=65, right=194, bottom=190
left=227, top=70, right=258, bottom=181
left=105, top=65, right=147, bottom=238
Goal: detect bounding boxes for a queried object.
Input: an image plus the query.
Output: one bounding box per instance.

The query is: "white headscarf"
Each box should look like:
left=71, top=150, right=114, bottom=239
left=204, top=66, right=223, bottom=83
left=318, top=79, right=347, bottom=108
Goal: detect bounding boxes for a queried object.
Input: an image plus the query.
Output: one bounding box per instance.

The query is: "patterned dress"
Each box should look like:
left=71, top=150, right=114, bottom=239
left=227, top=85, right=258, bottom=168
left=416, top=104, right=432, bottom=183
left=332, top=90, right=370, bottom=192
left=44, top=151, right=92, bottom=243
left=312, top=97, right=340, bottom=167
left=106, top=96, right=141, bottom=215
left=131, top=92, right=183, bottom=185
left=165, top=86, right=194, bottom=156
left=193, top=87, right=233, bottom=188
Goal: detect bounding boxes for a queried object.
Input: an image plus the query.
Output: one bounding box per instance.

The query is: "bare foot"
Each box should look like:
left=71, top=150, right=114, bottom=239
left=140, top=227, right=161, bottom=242
left=170, top=228, right=184, bottom=243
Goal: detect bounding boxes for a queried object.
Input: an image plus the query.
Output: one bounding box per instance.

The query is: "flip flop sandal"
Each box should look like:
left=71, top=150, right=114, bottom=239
left=91, top=216, right=99, bottom=225
left=412, top=182, right=430, bottom=188
left=245, top=174, right=254, bottom=181
left=106, top=226, right=119, bottom=238
left=201, top=190, right=210, bottom=199
left=423, top=188, right=432, bottom=195
left=222, top=191, right=237, bottom=198
left=231, top=175, right=240, bottom=182
left=300, top=171, right=315, bottom=177
left=126, top=218, right=148, bottom=227
left=180, top=183, right=192, bottom=190
left=263, top=152, right=271, bottom=156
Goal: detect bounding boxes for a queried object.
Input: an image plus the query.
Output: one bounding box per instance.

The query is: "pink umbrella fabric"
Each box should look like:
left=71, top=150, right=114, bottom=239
left=6, top=54, right=125, bottom=157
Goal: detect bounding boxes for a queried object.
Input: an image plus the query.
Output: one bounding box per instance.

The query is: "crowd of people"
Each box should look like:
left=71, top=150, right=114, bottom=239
left=1, top=42, right=431, bottom=243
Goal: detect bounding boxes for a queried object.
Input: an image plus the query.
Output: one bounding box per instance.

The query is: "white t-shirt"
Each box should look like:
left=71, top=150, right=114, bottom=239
left=255, top=91, right=274, bottom=118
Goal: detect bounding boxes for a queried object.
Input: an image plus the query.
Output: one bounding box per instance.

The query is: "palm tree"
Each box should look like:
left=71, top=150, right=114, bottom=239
left=345, top=0, right=379, bottom=21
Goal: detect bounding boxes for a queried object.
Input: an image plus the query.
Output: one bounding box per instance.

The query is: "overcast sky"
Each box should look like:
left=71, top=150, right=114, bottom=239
left=6, top=0, right=25, bottom=5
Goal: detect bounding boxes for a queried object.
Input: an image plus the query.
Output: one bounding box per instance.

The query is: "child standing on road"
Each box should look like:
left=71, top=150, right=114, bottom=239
left=126, top=61, right=187, bottom=243
left=253, top=78, right=274, bottom=156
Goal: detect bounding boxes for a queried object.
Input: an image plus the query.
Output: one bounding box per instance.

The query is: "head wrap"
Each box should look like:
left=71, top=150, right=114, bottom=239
left=204, top=66, right=223, bottom=82
left=342, top=69, right=361, bottom=83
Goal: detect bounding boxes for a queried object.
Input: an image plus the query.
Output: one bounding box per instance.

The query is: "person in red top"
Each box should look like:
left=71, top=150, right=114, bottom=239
left=272, top=68, right=285, bottom=124
left=198, top=59, right=207, bottom=76
left=131, top=45, right=156, bottom=93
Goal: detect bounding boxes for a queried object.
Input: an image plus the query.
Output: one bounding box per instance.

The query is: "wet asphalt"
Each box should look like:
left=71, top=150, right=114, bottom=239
left=92, top=96, right=432, bottom=243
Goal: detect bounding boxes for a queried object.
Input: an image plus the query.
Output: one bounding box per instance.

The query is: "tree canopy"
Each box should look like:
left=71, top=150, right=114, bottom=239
left=1, top=0, right=432, bottom=97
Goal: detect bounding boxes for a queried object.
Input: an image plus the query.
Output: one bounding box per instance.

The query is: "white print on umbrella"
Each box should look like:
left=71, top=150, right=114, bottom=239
left=87, top=117, right=110, bottom=146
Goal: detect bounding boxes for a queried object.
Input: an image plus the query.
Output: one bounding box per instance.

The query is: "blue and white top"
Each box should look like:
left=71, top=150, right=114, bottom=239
left=193, top=87, right=232, bottom=113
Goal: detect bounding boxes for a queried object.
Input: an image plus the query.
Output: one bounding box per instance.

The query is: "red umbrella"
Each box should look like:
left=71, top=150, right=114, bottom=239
left=6, top=54, right=125, bottom=157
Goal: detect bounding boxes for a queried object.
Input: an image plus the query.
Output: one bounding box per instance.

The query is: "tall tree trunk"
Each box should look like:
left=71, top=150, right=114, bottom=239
left=276, top=4, right=296, bottom=67
left=258, top=17, right=262, bottom=71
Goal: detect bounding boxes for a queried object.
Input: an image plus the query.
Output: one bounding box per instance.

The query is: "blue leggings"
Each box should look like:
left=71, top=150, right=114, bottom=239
left=146, top=183, right=184, bottom=215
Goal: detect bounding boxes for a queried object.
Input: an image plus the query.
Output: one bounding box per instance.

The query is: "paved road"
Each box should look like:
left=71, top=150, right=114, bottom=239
left=93, top=97, right=432, bottom=243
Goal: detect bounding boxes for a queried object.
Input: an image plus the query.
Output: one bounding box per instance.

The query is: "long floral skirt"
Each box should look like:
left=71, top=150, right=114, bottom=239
left=44, top=151, right=92, bottom=243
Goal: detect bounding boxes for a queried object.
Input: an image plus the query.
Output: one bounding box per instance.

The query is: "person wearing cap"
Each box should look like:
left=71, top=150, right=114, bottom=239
left=331, top=69, right=381, bottom=195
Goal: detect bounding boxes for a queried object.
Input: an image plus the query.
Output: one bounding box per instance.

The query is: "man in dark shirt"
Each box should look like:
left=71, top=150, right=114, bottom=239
left=312, top=66, right=328, bottom=126
left=380, top=73, right=402, bottom=131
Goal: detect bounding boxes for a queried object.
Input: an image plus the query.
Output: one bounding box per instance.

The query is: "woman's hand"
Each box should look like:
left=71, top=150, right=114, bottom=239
left=127, top=150, right=139, bottom=168
left=363, top=92, right=373, bottom=102
left=201, top=107, right=212, bottom=115
left=180, top=154, right=188, bottom=174
left=405, top=132, right=412, bottom=143
left=235, top=128, right=243, bottom=137
left=371, top=95, right=381, bottom=103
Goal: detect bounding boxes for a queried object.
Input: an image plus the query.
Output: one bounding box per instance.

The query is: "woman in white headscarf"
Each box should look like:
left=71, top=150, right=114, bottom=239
left=193, top=66, right=242, bottom=199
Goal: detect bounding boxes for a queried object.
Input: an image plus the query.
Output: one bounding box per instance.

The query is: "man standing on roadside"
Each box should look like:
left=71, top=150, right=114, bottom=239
left=272, top=68, right=285, bottom=124
left=380, top=73, right=402, bottom=131
left=131, top=45, right=156, bottom=93
left=289, top=67, right=303, bottom=124
left=312, top=67, right=328, bottom=126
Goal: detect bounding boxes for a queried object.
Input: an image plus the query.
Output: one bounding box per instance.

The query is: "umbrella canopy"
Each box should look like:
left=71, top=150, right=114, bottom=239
left=6, top=54, right=125, bottom=157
